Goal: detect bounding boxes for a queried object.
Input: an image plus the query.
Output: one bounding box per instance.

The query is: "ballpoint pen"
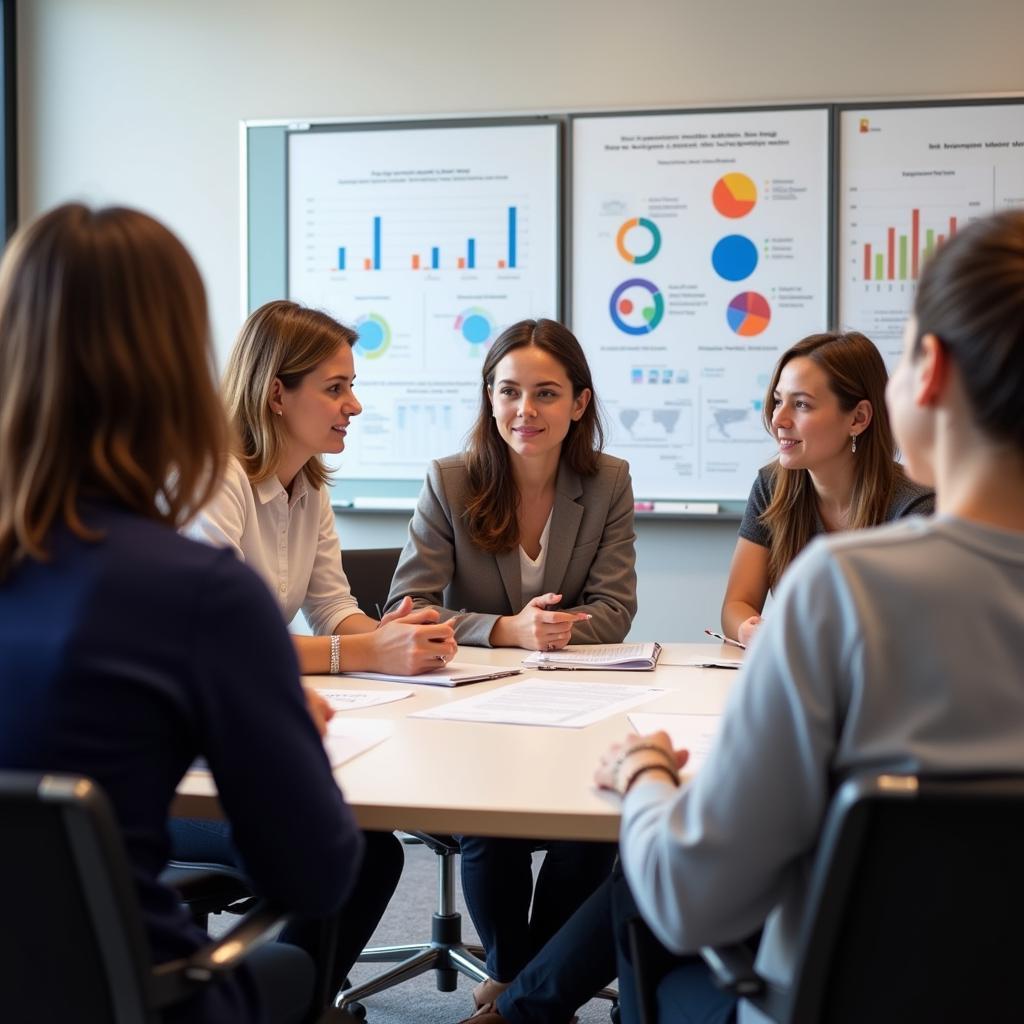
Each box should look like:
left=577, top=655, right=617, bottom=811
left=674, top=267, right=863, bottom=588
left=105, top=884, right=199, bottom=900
left=703, top=629, right=747, bottom=650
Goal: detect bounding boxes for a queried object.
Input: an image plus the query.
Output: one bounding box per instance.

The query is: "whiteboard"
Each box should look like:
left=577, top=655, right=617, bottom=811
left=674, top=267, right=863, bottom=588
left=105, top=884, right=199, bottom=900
left=285, top=119, right=561, bottom=484
left=571, top=107, right=831, bottom=502
left=837, top=100, right=1024, bottom=367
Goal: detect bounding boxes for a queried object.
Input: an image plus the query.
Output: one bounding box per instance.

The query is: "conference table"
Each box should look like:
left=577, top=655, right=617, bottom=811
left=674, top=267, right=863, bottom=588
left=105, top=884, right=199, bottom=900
left=174, top=643, right=742, bottom=842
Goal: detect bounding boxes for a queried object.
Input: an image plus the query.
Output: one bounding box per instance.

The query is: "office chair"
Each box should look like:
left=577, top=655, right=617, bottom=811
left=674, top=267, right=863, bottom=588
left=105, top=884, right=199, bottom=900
left=628, top=771, right=1024, bottom=1024
left=337, top=547, right=491, bottom=1007
left=0, top=770, right=355, bottom=1024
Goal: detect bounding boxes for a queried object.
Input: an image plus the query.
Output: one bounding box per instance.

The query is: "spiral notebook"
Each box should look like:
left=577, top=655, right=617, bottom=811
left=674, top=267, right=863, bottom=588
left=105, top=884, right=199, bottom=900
left=521, top=642, right=662, bottom=672
left=340, top=661, right=522, bottom=687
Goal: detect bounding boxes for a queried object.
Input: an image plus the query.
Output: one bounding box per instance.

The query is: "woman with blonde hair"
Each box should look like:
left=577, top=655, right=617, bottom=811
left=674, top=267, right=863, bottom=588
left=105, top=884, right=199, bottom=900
left=721, top=331, right=933, bottom=647
left=0, top=204, right=362, bottom=1023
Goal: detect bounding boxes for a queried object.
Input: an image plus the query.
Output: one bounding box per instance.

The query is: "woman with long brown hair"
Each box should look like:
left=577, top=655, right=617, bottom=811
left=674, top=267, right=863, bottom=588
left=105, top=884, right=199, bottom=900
left=0, top=204, right=362, bottom=1023
left=721, top=331, right=933, bottom=647
left=386, top=317, right=636, bottom=1010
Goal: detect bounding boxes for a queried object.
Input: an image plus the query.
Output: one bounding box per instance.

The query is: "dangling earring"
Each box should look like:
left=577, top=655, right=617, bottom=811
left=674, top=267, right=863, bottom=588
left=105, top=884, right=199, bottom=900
left=850, top=433, right=857, bottom=454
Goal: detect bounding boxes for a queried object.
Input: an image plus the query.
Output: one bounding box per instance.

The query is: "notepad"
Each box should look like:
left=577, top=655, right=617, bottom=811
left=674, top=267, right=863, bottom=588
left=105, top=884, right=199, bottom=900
left=340, top=661, right=522, bottom=688
left=521, top=642, right=662, bottom=672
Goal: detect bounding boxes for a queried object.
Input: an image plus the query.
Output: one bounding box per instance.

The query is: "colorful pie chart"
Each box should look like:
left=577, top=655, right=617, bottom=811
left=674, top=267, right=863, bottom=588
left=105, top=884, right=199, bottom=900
left=455, top=307, right=495, bottom=348
left=711, top=235, right=758, bottom=281
left=726, top=292, right=771, bottom=337
left=616, top=217, right=662, bottom=264
left=713, top=173, right=757, bottom=218
left=609, top=279, right=665, bottom=335
left=354, top=313, right=391, bottom=359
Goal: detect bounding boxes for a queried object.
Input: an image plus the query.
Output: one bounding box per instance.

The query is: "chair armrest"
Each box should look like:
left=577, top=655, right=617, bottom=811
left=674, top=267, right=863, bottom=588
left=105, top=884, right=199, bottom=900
left=150, top=900, right=289, bottom=1008
left=700, top=944, right=791, bottom=1022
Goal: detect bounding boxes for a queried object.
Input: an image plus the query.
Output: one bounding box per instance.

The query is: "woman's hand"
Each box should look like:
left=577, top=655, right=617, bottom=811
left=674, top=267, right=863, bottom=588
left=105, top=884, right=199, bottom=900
left=366, top=619, right=458, bottom=675
left=377, top=595, right=442, bottom=628
left=302, top=685, right=334, bottom=738
left=737, top=615, right=762, bottom=647
left=490, top=593, right=592, bottom=651
left=594, top=731, right=687, bottom=795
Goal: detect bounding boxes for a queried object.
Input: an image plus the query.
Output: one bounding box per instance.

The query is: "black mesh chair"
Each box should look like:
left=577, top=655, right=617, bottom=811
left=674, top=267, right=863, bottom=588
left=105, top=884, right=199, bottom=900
left=338, top=547, right=490, bottom=1008
left=630, top=771, right=1024, bottom=1024
left=0, top=770, right=353, bottom=1024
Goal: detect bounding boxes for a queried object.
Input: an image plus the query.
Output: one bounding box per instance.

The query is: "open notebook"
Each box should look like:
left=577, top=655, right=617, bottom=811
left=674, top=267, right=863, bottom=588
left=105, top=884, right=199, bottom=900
left=340, top=661, right=522, bottom=688
left=521, top=642, right=662, bottom=672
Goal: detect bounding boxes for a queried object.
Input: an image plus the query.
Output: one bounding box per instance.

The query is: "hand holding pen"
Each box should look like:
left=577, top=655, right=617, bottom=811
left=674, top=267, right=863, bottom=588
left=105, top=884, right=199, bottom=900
left=704, top=628, right=747, bottom=651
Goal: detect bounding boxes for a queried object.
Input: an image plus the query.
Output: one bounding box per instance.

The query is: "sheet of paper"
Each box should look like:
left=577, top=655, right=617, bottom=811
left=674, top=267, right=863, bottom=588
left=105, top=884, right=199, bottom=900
left=411, top=678, right=667, bottom=729
left=627, top=712, right=723, bottom=776
left=320, top=688, right=415, bottom=711
left=324, top=717, right=392, bottom=767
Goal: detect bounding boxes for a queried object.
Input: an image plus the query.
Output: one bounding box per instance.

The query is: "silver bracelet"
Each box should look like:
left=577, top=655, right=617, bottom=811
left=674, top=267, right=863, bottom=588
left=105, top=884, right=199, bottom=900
left=329, top=634, right=341, bottom=675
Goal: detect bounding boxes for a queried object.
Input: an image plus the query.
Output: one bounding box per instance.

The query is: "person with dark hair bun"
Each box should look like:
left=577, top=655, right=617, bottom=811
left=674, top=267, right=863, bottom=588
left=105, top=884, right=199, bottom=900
left=387, top=317, right=636, bottom=1012
left=469, top=210, right=1024, bottom=1024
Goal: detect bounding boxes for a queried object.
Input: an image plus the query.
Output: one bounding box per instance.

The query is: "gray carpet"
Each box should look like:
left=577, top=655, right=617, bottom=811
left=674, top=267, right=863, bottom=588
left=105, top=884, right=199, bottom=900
left=213, top=840, right=617, bottom=1024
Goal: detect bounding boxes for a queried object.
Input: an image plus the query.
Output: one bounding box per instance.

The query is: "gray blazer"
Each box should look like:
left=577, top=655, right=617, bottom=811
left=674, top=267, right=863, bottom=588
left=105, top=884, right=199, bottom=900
left=386, top=453, right=638, bottom=647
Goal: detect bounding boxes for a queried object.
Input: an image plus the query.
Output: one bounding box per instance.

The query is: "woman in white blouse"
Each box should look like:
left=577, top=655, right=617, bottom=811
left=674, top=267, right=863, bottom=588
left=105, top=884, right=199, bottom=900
left=180, top=300, right=457, bottom=1002
left=189, top=300, right=457, bottom=675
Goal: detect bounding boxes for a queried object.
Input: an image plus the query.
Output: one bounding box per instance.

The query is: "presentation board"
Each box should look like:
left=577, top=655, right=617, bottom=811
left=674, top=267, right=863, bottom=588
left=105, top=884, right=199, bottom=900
left=837, top=100, right=1024, bottom=365
left=284, top=119, right=561, bottom=483
left=571, top=107, right=831, bottom=501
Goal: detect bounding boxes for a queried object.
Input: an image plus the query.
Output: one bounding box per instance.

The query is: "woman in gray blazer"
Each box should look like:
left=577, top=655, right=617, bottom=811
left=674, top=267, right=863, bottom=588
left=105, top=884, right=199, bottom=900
left=386, top=318, right=637, bottom=1010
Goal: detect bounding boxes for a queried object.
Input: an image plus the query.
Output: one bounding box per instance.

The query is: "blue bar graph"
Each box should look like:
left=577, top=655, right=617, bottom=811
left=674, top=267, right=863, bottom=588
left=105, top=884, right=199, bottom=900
left=431, top=247, right=439, bottom=269
left=373, top=217, right=381, bottom=270
left=467, top=238, right=476, bottom=269
left=508, top=207, right=517, bottom=269
left=338, top=247, right=346, bottom=271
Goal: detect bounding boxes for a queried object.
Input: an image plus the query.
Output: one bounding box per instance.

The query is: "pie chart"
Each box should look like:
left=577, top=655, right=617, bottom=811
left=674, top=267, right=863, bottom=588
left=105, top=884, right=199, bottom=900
left=354, top=313, right=391, bottom=359
left=726, top=292, right=771, bottom=337
left=616, top=217, right=662, bottom=264
left=713, top=173, right=757, bottom=218
left=711, top=235, right=758, bottom=281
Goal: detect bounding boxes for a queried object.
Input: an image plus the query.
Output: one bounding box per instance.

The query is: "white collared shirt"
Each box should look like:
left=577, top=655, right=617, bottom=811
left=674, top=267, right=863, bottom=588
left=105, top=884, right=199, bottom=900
left=186, top=457, right=361, bottom=635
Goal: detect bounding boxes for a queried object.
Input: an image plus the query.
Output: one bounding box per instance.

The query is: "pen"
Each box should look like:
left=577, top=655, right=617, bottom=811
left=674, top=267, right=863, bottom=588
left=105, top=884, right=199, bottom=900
left=703, top=629, right=746, bottom=650
left=375, top=602, right=384, bottom=619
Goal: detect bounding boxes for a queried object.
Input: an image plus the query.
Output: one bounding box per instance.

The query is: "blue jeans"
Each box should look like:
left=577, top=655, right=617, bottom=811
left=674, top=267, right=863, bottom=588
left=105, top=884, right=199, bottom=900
left=458, top=835, right=616, bottom=981
left=496, top=864, right=742, bottom=1024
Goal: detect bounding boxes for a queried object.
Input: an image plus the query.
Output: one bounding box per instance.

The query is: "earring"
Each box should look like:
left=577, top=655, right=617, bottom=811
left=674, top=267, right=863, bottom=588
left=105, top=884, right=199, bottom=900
left=851, top=433, right=857, bottom=454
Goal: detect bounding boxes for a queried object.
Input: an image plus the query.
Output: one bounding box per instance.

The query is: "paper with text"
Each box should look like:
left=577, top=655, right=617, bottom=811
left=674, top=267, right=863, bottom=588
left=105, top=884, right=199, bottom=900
left=627, top=712, right=723, bottom=776
left=320, top=688, right=415, bottom=711
left=412, top=678, right=667, bottom=728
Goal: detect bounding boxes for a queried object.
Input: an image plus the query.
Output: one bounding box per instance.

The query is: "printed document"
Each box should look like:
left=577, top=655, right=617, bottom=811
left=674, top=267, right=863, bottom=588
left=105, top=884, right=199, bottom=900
left=320, top=688, right=415, bottom=711
left=627, top=712, right=723, bottom=776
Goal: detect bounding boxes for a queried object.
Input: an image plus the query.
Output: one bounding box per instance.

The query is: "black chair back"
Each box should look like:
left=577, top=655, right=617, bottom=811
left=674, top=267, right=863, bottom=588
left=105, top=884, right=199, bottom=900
left=0, top=771, right=156, bottom=1023
left=341, top=547, right=402, bottom=618
left=788, top=773, right=1024, bottom=1024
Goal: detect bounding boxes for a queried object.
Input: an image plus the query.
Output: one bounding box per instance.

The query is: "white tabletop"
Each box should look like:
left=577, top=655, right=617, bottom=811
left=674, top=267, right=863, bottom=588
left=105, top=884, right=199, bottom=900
left=174, top=643, right=741, bottom=842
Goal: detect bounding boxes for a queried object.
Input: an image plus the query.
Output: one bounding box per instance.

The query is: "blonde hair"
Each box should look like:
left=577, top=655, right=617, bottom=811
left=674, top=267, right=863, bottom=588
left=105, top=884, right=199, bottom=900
left=223, top=301, right=357, bottom=489
left=0, top=204, right=228, bottom=579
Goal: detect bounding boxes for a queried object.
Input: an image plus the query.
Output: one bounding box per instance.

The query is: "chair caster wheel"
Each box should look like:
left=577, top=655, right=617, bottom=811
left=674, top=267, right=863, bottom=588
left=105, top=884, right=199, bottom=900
left=609, top=1000, right=621, bottom=1023
left=344, top=1000, right=367, bottom=1020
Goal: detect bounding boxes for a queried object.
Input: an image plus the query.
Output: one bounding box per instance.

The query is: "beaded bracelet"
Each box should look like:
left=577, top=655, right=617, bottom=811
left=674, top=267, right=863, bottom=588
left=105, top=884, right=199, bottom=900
left=623, top=762, right=679, bottom=795
left=329, top=634, right=341, bottom=675
left=611, top=742, right=676, bottom=791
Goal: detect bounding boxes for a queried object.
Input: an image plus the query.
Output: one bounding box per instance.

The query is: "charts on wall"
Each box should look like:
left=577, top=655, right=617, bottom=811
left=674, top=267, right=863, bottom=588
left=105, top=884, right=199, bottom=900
left=572, top=108, right=830, bottom=501
left=287, top=121, right=560, bottom=481
left=838, top=103, right=1024, bottom=365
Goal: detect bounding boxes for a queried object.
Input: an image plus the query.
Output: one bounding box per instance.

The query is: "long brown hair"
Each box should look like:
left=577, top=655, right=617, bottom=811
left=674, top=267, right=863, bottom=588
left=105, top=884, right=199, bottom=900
left=464, top=318, right=603, bottom=553
left=223, top=300, right=357, bottom=489
left=0, top=203, right=228, bottom=579
left=760, top=331, right=898, bottom=588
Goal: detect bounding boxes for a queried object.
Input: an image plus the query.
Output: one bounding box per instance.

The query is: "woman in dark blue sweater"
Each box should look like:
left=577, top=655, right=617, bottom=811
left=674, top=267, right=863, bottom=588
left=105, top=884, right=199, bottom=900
left=0, top=203, right=362, bottom=1024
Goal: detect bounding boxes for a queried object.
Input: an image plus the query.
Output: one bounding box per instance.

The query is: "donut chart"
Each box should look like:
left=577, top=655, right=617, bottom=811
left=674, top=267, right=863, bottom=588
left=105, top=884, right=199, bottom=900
left=354, top=313, right=391, bottom=359
left=711, top=235, right=758, bottom=281
left=455, top=307, right=495, bottom=348
left=712, top=173, right=757, bottom=218
left=616, top=217, right=662, bottom=264
left=726, top=292, right=771, bottom=337
left=609, top=278, right=665, bottom=335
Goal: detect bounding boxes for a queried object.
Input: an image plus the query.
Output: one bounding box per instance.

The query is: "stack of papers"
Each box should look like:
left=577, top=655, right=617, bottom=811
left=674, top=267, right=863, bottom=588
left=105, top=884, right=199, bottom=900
left=522, top=642, right=662, bottom=672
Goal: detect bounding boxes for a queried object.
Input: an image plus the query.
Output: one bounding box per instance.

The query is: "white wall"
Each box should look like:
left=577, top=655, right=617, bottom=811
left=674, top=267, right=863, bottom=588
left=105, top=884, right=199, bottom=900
left=19, top=0, right=1023, bottom=639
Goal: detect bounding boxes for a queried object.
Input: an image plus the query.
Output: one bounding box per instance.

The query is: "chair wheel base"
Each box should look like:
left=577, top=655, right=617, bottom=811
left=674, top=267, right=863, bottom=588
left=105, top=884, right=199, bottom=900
left=609, top=1000, right=621, bottom=1023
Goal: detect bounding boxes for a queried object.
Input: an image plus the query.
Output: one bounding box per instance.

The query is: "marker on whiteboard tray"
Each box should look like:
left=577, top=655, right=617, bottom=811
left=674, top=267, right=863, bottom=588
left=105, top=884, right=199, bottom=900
left=634, top=500, right=655, bottom=512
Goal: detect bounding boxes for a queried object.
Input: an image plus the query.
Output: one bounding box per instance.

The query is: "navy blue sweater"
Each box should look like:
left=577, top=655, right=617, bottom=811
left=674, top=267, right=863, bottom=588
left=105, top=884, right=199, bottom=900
left=0, top=503, right=364, bottom=1021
